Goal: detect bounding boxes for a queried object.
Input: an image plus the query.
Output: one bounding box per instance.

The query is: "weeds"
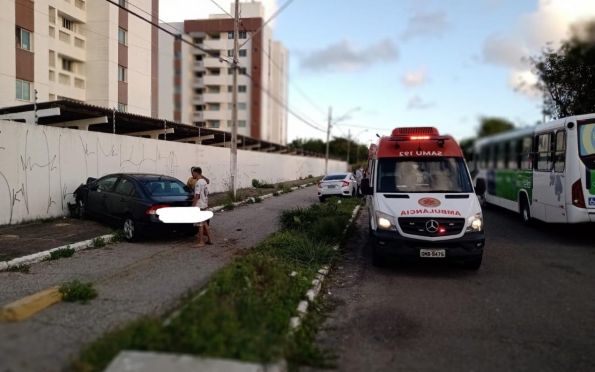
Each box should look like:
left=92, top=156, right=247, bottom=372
left=91, top=237, right=106, bottom=248
left=111, top=230, right=126, bottom=243
left=49, top=247, right=75, bottom=260
left=254, top=197, right=262, bottom=203
left=7, top=264, right=31, bottom=273
left=252, top=179, right=274, bottom=188
left=59, top=280, right=98, bottom=304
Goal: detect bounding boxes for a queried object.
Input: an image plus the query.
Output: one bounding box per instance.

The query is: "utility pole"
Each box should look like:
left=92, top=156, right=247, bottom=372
left=346, top=128, right=351, bottom=166
left=325, top=106, right=332, bottom=174
left=230, top=0, right=240, bottom=199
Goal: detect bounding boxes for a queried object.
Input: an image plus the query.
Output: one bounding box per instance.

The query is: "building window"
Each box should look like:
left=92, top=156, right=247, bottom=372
left=118, top=65, right=127, bottom=82
left=208, top=120, right=220, bottom=128
left=118, top=28, right=127, bottom=45
left=238, top=120, right=247, bottom=127
left=239, top=49, right=247, bottom=57
left=16, top=79, right=31, bottom=101
left=118, top=103, right=127, bottom=112
left=16, top=27, right=32, bottom=51
left=209, top=103, right=220, bottom=111
left=227, top=49, right=233, bottom=57
left=62, top=17, right=73, bottom=31
left=228, top=32, right=234, bottom=39
left=238, top=85, right=247, bottom=93
left=239, top=31, right=247, bottom=39
left=238, top=102, right=247, bottom=110
left=62, top=58, right=74, bottom=72
left=239, top=67, right=247, bottom=75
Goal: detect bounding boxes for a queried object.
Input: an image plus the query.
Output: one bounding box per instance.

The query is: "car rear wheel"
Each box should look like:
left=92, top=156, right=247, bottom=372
left=123, top=217, right=141, bottom=242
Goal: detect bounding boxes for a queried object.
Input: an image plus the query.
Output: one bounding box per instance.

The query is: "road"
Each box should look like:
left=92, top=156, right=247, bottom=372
left=0, top=187, right=318, bottom=372
left=312, top=205, right=595, bottom=372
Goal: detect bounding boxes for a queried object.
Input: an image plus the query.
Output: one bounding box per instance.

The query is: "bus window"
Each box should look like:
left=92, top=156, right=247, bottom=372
left=509, top=139, right=518, bottom=170
left=489, top=145, right=497, bottom=169
left=536, top=133, right=553, bottom=171
left=497, top=142, right=506, bottom=169
left=554, top=130, right=566, bottom=172
left=520, top=136, right=532, bottom=170
left=480, top=146, right=489, bottom=169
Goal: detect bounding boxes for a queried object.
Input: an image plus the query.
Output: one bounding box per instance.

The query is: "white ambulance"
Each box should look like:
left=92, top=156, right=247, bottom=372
left=361, top=127, right=486, bottom=269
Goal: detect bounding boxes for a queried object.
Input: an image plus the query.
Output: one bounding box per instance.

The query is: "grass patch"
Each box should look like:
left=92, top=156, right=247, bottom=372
left=49, top=247, right=75, bottom=260
left=59, top=280, right=98, bottom=304
left=73, top=197, right=361, bottom=372
left=254, top=197, right=262, bottom=203
left=7, top=264, right=31, bottom=273
left=91, top=236, right=106, bottom=248
left=111, top=230, right=126, bottom=243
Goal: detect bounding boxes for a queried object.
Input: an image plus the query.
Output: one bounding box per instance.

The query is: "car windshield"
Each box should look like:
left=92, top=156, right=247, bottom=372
left=141, top=178, right=191, bottom=196
left=323, top=174, right=347, bottom=181
left=377, top=157, right=473, bottom=193
left=578, top=122, right=595, bottom=157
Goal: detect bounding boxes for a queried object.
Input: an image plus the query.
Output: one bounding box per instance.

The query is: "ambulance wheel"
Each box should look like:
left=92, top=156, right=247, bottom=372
left=519, top=197, right=532, bottom=225
left=463, top=255, right=482, bottom=270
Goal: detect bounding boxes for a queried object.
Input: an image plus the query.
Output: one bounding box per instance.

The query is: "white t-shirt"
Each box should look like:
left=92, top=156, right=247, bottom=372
left=194, top=178, right=209, bottom=209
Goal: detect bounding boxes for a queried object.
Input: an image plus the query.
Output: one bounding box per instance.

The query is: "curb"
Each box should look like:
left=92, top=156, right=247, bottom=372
left=289, top=204, right=361, bottom=330
left=0, top=286, right=62, bottom=322
left=0, top=183, right=318, bottom=272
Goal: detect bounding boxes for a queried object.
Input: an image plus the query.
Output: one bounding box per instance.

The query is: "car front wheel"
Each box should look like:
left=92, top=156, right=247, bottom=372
left=123, top=217, right=141, bottom=242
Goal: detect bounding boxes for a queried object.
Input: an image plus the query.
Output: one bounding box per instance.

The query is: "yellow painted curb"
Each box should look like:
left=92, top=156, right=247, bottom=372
left=0, top=286, right=62, bottom=322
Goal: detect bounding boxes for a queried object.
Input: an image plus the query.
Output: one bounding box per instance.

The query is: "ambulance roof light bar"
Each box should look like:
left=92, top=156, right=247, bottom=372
left=388, top=127, right=447, bottom=148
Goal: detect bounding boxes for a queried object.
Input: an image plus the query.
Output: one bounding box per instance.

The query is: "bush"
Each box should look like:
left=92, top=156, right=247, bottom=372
left=60, top=280, right=98, bottom=304
left=7, top=264, right=30, bottom=273
left=252, top=179, right=275, bottom=189
left=257, top=231, right=335, bottom=268
left=49, top=247, right=75, bottom=260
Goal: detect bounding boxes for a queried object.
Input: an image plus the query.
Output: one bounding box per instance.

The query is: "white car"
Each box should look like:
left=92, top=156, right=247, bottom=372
left=317, top=172, right=357, bottom=202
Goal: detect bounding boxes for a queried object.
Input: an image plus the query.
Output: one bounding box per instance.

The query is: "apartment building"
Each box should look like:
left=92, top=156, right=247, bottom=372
left=158, top=1, right=289, bottom=145
left=0, top=0, right=159, bottom=117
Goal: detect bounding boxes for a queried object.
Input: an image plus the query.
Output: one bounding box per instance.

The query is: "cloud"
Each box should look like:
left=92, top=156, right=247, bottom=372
left=401, top=11, right=450, bottom=40
left=401, top=67, right=428, bottom=87
left=481, top=0, right=595, bottom=99
left=300, top=39, right=398, bottom=72
left=482, top=35, right=529, bottom=69
left=407, top=96, right=435, bottom=110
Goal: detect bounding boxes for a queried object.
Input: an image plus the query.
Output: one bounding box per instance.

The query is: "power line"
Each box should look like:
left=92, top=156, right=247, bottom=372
left=239, top=0, right=296, bottom=49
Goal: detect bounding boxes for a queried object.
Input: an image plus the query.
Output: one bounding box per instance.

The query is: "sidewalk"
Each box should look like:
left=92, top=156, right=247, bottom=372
left=0, top=218, right=112, bottom=262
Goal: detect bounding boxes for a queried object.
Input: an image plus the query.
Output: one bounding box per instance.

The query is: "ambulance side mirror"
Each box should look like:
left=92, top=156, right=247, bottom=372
left=474, top=181, right=486, bottom=196
left=361, top=178, right=373, bottom=195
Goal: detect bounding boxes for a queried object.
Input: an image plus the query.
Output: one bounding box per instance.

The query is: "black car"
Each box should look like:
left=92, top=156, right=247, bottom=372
left=73, top=173, right=195, bottom=241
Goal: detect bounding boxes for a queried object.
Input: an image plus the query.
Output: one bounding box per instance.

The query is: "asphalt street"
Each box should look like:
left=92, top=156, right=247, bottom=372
left=0, top=187, right=318, bottom=372
left=312, top=205, right=595, bottom=372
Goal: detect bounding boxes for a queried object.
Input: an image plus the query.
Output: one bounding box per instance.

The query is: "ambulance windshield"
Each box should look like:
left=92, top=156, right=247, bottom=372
left=377, top=157, right=473, bottom=193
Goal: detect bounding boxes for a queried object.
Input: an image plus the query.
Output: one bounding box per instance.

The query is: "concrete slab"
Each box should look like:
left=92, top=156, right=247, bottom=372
left=105, top=351, right=286, bottom=372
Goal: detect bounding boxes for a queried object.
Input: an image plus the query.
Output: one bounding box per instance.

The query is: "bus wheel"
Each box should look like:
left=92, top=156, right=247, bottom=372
left=520, top=198, right=532, bottom=225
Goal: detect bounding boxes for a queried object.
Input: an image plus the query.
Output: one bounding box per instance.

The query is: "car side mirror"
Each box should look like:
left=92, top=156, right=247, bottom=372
left=475, top=181, right=486, bottom=196
left=86, top=177, right=97, bottom=184
left=89, top=184, right=99, bottom=191
left=361, top=178, right=373, bottom=195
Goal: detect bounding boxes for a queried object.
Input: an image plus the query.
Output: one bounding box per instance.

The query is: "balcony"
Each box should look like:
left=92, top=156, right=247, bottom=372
left=193, top=78, right=204, bottom=88
left=193, top=111, right=204, bottom=121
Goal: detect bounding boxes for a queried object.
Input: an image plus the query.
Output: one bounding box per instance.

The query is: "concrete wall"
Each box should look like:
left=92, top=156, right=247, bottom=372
left=0, top=120, right=346, bottom=225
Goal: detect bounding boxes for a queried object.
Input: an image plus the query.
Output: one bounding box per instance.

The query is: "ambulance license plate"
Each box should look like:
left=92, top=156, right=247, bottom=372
left=420, top=249, right=446, bottom=258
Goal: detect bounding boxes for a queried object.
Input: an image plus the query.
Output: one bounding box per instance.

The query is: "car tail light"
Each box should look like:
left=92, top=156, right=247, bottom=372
left=342, top=181, right=349, bottom=187
left=571, top=179, right=586, bottom=208
left=145, top=204, right=170, bottom=215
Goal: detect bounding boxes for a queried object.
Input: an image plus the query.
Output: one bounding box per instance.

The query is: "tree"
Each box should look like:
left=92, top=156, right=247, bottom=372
left=477, top=117, right=515, bottom=138
left=289, top=137, right=369, bottom=166
left=532, top=21, right=595, bottom=118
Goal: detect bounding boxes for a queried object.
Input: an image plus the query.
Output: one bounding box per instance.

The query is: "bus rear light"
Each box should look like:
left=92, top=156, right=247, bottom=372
left=571, top=179, right=586, bottom=208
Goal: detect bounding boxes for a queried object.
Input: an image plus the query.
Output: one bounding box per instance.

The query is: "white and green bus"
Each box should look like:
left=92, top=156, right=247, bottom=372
left=472, top=114, right=595, bottom=224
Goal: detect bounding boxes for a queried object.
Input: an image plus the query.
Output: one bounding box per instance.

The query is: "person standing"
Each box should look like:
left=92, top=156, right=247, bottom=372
left=355, top=167, right=363, bottom=196
left=187, top=167, right=198, bottom=191
left=192, top=167, right=213, bottom=246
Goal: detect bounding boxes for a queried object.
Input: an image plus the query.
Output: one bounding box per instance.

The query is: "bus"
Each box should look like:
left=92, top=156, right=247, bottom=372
left=472, top=114, right=595, bottom=224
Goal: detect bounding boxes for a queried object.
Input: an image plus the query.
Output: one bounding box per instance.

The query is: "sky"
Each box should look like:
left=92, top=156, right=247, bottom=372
left=160, top=0, right=595, bottom=146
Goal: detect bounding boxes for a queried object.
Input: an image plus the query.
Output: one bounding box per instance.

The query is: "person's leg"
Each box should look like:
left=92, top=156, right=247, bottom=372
left=204, top=222, right=213, bottom=244
left=197, top=223, right=205, bottom=246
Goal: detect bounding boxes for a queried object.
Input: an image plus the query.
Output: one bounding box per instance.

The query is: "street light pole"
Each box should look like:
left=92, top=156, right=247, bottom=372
left=346, top=128, right=351, bottom=165
left=325, top=106, right=332, bottom=174
left=230, top=0, right=240, bottom=199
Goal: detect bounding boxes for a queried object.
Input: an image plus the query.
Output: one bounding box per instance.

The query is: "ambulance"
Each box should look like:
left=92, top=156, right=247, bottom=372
left=361, top=127, right=485, bottom=269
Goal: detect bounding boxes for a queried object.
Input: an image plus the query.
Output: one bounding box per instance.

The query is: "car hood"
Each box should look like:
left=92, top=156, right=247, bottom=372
left=376, top=193, right=480, bottom=219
